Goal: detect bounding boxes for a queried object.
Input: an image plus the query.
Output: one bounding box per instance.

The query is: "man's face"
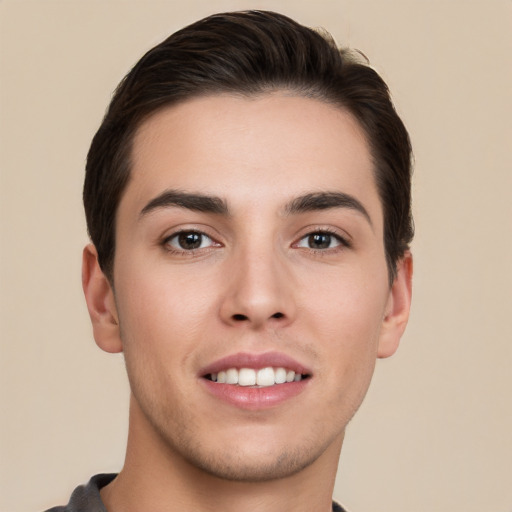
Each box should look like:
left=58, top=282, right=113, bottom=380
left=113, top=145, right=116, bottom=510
left=102, top=93, right=409, bottom=481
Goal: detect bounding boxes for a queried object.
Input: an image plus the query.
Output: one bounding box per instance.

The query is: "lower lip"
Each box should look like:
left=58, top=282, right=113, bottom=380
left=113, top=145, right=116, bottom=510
left=201, top=378, right=309, bottom=410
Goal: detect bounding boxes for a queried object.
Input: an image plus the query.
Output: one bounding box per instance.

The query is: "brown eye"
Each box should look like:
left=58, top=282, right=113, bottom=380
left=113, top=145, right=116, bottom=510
left=178, top=232, right=202, bottom=249
left=296, top=231, right=345, bottom=250
left=166, top=231, right=215, bottom=251
left=308, top=233, right=332, bottom=249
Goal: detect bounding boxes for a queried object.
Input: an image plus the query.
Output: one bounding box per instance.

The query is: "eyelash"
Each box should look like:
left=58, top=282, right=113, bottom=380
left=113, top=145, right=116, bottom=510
left=161, top=228, right=351, bottom=255
left=294, top=228, right=351, bottom=253
left=162, top=229, right=220, bottom=255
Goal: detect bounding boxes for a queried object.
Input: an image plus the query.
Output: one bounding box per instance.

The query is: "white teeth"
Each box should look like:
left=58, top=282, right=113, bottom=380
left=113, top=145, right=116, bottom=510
left=256, top=367, right=275, bottom=387
left=238, top=368, right=256, bottom=386
left=209, top=367, right=306, bottom=387
left=226, top=368, right=238, bottom=384
left=275, top=367, right=287, bottom=384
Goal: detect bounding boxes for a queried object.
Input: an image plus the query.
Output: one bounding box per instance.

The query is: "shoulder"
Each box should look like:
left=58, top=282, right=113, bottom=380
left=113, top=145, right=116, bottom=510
left=43, top=474, right=116, bottom=512
left=332, top=501, right=349, bottom=512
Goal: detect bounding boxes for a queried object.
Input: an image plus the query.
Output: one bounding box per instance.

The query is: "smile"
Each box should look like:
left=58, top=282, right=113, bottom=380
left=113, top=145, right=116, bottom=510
left=206, top=367, right=308, bottom=387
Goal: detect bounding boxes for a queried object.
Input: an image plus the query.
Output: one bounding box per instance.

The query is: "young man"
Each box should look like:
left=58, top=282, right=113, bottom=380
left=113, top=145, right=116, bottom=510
left=49, top=10, right=413, bottom=512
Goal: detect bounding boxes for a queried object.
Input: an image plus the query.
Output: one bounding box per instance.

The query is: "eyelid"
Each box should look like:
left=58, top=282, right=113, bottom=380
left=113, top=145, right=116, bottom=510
left=292, top=226, right=352, bottom=250
left=162, top=227, right=223, bottom=254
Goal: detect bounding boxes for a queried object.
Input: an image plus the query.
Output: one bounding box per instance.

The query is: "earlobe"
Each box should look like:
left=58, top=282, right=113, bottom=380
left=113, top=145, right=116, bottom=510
left=82, top=244, right=123, bottom=354
left=377, top=251, right=413, bottom=359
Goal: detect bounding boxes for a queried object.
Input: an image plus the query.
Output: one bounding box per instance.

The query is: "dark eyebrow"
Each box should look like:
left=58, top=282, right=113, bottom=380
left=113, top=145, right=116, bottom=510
left=285, top=192, right=373, bottom=226
left=139, top=189, right=229, bottom=218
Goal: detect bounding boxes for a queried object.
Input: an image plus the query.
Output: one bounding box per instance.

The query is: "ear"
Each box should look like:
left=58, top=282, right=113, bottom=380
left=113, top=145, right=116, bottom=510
left=377, top=251, right=413, bottom=359
left=82, top=244, right=123, bottom=353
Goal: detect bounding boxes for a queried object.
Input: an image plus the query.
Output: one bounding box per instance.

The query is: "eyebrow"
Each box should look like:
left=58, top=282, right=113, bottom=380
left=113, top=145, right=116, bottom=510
left=139, top=189, right=372, bottom=226
left=285, top=191, right=373, bottom=226
left=140, top=189, right=229, bottom=218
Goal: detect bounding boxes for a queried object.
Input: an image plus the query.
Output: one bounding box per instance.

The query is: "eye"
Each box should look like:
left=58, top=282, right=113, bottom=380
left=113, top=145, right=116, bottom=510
left=296, top=231, right=347, bottom=250
left=165, top=231, right=217, bottom=251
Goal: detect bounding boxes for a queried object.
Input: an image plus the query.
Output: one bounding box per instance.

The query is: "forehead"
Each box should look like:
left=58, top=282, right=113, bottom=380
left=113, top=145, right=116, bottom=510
left=123, top=93, right=381, bottom=223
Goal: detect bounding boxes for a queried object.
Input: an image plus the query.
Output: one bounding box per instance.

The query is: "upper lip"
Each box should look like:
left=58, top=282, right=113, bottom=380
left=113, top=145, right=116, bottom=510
left=199, top=351, right=312, bottom=377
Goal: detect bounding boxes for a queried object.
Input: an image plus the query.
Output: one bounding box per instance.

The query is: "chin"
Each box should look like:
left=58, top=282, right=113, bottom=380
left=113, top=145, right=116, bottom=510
left=180, top=444, right=323, bottom=482
left=156, top=421, right=343, bottom=483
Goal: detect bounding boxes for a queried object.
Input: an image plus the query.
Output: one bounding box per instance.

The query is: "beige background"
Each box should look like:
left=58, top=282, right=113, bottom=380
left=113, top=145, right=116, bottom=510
left=1, top=1, right=511, bottom=511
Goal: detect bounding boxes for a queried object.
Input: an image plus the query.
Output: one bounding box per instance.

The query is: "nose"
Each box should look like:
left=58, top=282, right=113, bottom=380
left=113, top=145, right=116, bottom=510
left=219, top=243, right=297, bottom=330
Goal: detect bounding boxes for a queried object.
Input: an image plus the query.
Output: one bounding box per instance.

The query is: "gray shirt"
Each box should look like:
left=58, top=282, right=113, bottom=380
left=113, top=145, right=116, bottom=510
left=44, top=474, right=348, bottom=512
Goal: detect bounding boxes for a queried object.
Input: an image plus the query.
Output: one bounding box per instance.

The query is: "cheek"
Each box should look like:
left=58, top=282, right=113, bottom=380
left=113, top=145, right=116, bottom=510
left=114, top=261, right=216, bottom=360
left=113, top=266, right=209, bottom=413
left=300, top=263, right=389, bottom=405
left=301, top=264, right=388, bottom=346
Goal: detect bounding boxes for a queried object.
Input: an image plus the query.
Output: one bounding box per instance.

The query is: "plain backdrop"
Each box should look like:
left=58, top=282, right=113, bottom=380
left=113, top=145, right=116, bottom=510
left=1, top=1, right=511, bottom=511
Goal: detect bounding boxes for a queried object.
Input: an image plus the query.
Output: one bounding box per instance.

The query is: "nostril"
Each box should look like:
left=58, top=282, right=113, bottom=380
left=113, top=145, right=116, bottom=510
left=230, top=312, right=284, bottom=322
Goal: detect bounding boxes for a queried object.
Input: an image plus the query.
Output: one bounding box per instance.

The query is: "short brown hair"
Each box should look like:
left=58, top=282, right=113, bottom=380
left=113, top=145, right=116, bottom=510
left=84, top=10, right=413, bottom=283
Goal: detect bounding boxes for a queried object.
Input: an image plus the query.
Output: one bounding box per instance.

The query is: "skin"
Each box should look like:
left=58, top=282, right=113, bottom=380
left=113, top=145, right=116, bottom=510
left=83, top=93, right=412, bottom=512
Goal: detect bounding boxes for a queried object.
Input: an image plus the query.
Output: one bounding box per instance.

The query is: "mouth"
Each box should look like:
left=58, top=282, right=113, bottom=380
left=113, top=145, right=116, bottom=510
left=200, top=353, right=312, bottom=409
left=204, top=367, right=310, bottom=387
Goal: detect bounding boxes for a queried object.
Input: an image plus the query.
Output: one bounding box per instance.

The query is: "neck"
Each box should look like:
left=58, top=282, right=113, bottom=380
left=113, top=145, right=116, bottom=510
left=101, top=395, right=343, bottom=512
